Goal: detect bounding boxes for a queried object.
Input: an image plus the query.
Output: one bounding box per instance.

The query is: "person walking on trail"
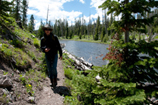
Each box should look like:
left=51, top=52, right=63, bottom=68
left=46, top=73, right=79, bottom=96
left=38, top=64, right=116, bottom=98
left=40, top=24, right=62, bottom=88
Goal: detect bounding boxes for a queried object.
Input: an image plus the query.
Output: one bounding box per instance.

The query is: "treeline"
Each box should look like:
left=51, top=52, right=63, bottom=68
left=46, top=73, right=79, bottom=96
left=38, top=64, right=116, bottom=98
left=0, top=0, right=35, bottom=33
left=37, top=13, right=116, bottom=42
left=37, top=9, right=158, bottom=42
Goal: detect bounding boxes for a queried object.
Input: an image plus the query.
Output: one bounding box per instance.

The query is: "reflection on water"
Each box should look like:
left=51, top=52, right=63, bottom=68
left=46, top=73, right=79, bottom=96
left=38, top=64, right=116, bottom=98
left=59, top=40, right=109, bottom=66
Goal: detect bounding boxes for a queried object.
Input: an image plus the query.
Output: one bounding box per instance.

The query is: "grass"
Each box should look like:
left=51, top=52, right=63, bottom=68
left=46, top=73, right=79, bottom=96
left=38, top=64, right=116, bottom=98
left=62, top=53, right=83, bottom=104
left=155, top=35, right=158, bottom=39
left=27, top=50, right=36, bottom=61
left=62, top=33, right=157, bottom=45
left=60, top=35, right=111, bottom=44
left=19, top=69, right=47, bottom=96
left=0, top=42, right=32, bottom=70
left=0, top=93, right=9, bottom=104
left=0, top=16, right=42, bottom=70
left=33, top=38, right=40, bottom=48
left=0, top=16, right=49, bottom=103
left=9, top=39, right=25, bottom=48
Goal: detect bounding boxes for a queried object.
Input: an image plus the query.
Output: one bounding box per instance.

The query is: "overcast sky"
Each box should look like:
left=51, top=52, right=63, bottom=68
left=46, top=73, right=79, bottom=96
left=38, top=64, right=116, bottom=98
left=27, top=0, right=105, bottom=30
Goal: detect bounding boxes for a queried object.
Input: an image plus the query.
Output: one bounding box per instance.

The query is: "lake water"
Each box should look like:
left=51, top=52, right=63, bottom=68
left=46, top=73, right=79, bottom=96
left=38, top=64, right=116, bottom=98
left=59, top=40, right=109, bottom=66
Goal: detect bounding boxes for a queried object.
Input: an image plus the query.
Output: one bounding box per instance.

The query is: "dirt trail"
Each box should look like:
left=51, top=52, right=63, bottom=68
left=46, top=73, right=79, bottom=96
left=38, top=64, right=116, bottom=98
left=36, top=59, right=69, bottom=105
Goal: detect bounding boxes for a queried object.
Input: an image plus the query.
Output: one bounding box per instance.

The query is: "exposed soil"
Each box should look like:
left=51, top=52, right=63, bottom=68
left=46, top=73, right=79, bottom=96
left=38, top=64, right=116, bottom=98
left=0, top=30, right=69, bottom=105
left=35, top=59, right=70, bottom=105
left=0, top=59, right=69, bottom=105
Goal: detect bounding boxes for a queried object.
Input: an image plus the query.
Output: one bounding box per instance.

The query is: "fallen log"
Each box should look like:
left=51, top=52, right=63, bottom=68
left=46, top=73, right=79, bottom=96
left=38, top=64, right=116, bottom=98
left=60, top=43, right=66, bottom=48
left=63, top=49, right=93, bottom=71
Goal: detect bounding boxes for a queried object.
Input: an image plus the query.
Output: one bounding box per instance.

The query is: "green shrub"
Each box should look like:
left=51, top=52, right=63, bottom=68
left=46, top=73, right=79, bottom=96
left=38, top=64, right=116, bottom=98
left=27, top=51, right=36, bottom=61
left=33, top=38, right=40, bottom=48
left=63, top=40, right=158, bottom=105
left=19, top=73, right=35, bottom=96
left=9, top=39, right=24, bottom=48
left=0, top=43, right=12, bottom=58
left=0, top=43, right=32, bottom=69
left=103, top=34, right=109, bottom=42
left=64, top=68, right=74, bottom=80
left=19, top=74, right=27, bottom=85
left=26, top=84, right=34, bottom=96
left=79, top=33, right=82, bottom=39
left=64, top=96, right=79, bottom=105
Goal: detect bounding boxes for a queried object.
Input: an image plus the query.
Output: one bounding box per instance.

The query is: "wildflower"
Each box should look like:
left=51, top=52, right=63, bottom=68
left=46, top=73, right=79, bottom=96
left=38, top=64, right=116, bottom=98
left=28, top=84, right=31, bottom=87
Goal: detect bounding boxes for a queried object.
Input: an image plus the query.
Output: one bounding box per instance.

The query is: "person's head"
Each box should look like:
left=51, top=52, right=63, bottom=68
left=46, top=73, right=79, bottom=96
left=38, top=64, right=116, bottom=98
left=42, top=24, right=53, bottom=36
left=44, top=28, right=51, bottom=35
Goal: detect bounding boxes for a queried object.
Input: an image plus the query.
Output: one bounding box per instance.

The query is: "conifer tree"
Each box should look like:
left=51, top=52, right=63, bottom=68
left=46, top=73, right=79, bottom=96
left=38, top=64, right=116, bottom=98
left=94, top=16, right=100, bottom=40
left=94, top=26, right=98, bottom=40
left=53, top=20, right=58, bottom=35
left=69, top=29, right=73, bottom=39
left=37, top=20, right=44, bottom=38
left=0, top=0, right=13, bottom=21
left=22, top=0, right=28, bottom=28
left=100, top=25, right=105, bottom=42
left=14, top=0, right=21, bottom=21
left=62, top=1, right=158, bottom=105
left=79, top=32, right=82, bottom=39
left=57, top=20, right=61, bottom=37
left=28, top=14, right=35, bottom=33
left=91, top=0, right=158, bottom=104
left=65, top=20, right=69, bottom=39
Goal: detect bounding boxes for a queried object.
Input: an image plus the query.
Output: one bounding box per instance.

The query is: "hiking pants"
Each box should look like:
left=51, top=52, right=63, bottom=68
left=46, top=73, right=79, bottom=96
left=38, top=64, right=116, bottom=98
left=45, top=54, right=58, bottom=79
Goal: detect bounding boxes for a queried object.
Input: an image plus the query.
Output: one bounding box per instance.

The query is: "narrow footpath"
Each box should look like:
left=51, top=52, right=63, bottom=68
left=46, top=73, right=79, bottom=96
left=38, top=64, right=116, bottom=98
left=35, top=59, right=69, bottom=105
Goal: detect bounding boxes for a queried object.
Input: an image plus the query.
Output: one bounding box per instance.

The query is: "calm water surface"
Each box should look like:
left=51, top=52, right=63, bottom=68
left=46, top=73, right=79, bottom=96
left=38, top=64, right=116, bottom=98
left=59, top=40, right=109, bottom=66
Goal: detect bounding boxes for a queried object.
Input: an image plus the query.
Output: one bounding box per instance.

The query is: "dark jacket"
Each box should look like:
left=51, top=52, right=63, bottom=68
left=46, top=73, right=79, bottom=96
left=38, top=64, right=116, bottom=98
left=40, top=33, right=62, bottom=60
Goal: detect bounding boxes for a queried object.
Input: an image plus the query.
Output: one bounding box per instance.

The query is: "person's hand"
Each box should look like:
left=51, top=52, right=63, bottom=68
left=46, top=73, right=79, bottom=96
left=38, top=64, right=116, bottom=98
left=59, top=56, right=62, bottom=60
left=45, top=48, right=50, bottom=52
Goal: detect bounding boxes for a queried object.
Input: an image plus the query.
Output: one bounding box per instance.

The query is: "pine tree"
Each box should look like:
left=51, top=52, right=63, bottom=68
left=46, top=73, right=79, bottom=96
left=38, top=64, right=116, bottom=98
left=100, top=25, right=105, bottom=42
left=57, top=20, right=61, bottom=37
left=94, top=26, right=98, bottom=40
left=94, top=16, right=100, bottom=40
left=67, top=1, right=158, bottom=105
left=53, top=20, right=58, bottom=35
left=48, top=20, right=52, bottom=26
left=28, top=14, right=35, bottom=33
left=79, top=32, right=82, bottom=39
left=65, top=20, right=69, bottom=39
left=14, top=0, right=21, bottom=21
left=69, top=29, right=73, bottom=39
left=0, top=0, right=13, bottom=21
left=37, top=20, right=44, bottom=38
left=92, top=0, right=158, bottom=104
left=22, top=0, right=28, bottom=28
left=97, top=16, right=101, bottom=35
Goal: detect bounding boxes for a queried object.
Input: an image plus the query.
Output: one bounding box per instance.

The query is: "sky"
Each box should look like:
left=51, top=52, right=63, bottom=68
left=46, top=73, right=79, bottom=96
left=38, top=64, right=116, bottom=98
left=27, top=0, right=105, bottom=30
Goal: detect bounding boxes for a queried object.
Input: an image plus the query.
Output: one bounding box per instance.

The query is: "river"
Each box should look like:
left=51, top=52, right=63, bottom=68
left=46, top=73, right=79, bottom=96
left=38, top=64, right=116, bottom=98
left=59, top=40, right=109, bottom=66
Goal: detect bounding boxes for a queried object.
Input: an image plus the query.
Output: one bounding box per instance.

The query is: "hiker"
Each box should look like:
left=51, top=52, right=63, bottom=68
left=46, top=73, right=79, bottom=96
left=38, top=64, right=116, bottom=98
left=40, top=24, right=62, bottom=87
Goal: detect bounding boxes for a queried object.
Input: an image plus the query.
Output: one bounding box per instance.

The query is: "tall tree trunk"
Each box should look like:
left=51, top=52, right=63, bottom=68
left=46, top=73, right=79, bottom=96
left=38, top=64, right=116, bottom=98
left=124, top=0, right=129, bottom=61
left=0, top=0, right=1, bottom=17
left=125, top=0, right=129, bottom=43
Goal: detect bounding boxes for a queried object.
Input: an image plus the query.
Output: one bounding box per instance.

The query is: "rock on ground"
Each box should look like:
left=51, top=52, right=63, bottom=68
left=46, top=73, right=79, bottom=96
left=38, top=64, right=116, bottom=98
left=0, top=74, right=12, bottom=88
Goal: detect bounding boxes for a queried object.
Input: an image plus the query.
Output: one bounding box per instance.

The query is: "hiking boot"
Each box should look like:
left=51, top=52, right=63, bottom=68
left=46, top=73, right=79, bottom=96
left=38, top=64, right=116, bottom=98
left=50, top=79, right=54, bottom=87
left=54, top=78, right=57, bottom=86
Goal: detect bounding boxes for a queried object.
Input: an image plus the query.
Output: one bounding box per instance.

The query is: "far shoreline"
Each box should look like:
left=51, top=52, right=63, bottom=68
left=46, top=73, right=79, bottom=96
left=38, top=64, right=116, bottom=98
left=59, top=38, right=111, bottom=45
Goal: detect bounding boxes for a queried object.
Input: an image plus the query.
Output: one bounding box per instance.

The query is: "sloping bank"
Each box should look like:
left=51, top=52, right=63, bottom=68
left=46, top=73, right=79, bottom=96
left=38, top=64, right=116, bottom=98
left=0, top=17, right=48, bottom=104
left=62, top=49, right=102, bottom=105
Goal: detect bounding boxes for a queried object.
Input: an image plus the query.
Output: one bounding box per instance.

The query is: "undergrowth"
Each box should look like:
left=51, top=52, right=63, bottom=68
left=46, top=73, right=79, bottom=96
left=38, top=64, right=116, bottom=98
left=0, top=42, right=32, bottom=69
left=63, top=39, right=158, bottom=105
left=0, top=15, right=47, bottom=103
left=19, top=69, right=46, bottom=96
